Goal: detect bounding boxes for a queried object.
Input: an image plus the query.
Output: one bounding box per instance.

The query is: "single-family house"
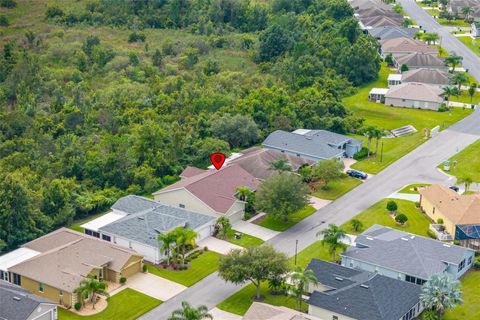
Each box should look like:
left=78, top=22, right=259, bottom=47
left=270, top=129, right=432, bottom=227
left=153, top=164, right=259, bottom=221
left=306, top=259, right=423, bottom=320
left=0, top=282, right=58, bottom=320
left=89, top=196, right=215, bottom=264
left=350, top=0, right=404, bottom=29
left=385, top=82, right=444, bottom=110
left=368, top=88, right=390, bottom=102
left=225, top=147, right=313, bottom=181
left=341, top=225, right=475, bottom=284
left=419, top=184, right=480, bottom=250
left=394, top=52, right=446, bottom=71
left=262, top=129, right=363, bottom=162
left=3, top=228, right=143, bottom=308
left=472, top=22, right=480, bottom=37
left=387, top=74, right=403, bottom=87
left=392, top=68, right=453, bottom=87
left=380, top=37, right=438, bottom=58
left=369, top=26, right=417, bottom=40
left=447, top=0, right=480, bottom=21
left=243, top=302, right=321, bottom=320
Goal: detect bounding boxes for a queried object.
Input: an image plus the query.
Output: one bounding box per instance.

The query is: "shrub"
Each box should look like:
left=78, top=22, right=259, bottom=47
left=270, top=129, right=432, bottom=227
left=0, top=15, right=8, bottom=26
left=203, top=246, right=209, bottom=252
left=128, top=32, right=146, bottom=43
left=474, top=261, right=480, bottom=270
left=386, top=200, right=398, bottom=214
left=45, top=6, right=64, bottom=19
left=0, top=0, right=17, bottom=8
left=74, top=302, right=81, bottom=311
left=119, top=277, right=127, bottom=284
left=415, top=201, right=420, bottom=208
left=142, top=264, right=147, bottom=272
left=162, top=175, right=179, bottom=185
left=437, top=218, right=444, bottom=224
left=353, top=147, right=369, bottom=160
left=438, top=104, right=450, bottom=112
left=395, top=213, right=408, bottom=225
left=427, top=229, right=437, bottom=239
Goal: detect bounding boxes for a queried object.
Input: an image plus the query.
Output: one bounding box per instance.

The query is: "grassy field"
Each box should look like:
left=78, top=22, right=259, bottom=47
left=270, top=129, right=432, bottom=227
left=146, top=251, right=221, bottom=287
left=345, top=64, right=473, bottom=174
left=457, top=36, right=480, bottom=57
left=340, top=199, right=431, bottom=237
left=437, top=18, right=471, bottom=27
left=226, top=230, right=264, bottom=247
left=398, top=183, right=431, bottom=194
left=439, top=139, right=480, bottom=181
left=445, top=271, right=480, bottom=320
left=58, top=288, right=162, bottom=320
left=425, top=8, right=440, bottom=16
left=312, top=177, right=363, bottom=200
left=259, top=205, right=316, bottom=232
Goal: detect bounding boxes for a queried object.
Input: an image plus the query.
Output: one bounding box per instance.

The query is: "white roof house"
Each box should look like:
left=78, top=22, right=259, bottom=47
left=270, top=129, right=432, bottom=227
left=387, top=74, right=402, bottom=82
left=80, top=212, right=125, bottom=232
left=369, top=88, right=389, bottom=95
left=0, top=248, right=40, bottom=281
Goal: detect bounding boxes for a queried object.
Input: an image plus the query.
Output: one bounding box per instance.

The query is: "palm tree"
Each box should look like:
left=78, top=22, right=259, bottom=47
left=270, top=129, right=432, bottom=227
left=174, top=227, right=199, bottom=268
left=289, top=266, right=318, bottom=311
left=350, top=219, right=363, bottom=232
left=420, top=274, right=463, bottom=319
left=441, top=86, right=460, bottom=104
left=458, top=175, right=474, bottom=193
left=468, top=83, right=477, bottom=102
left=168, top=301, right=213, bottom=320
left=158, top=231, right=177, bottom=266
left=451, top=72, right=469, bottom=91
left=444, top=54, right=463, bottom=73
left=269, top=158, right=292, bottom=172
left=236, top=186, right=253, bottom=202
left=361, top=125, right=378, bottom=158
left=215, top=216, right=232, bottom=240
left=462, top=6, right=473, bottom=22
left=74, top=273, right=108, bottom=310
left=316, top=224, right=349, bottom=261
left=424, top=32, right=440, bottom=45
left=373, top=128, right=384, bottom=155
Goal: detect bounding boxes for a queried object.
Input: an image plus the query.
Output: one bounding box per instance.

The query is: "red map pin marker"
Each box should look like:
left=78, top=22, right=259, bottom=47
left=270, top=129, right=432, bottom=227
left=210, top=153, right=226, bottom=170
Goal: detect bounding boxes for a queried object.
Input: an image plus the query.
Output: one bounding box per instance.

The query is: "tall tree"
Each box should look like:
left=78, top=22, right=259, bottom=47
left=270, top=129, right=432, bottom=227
left=441, top=86, right=460, bottom=102
left=316, top=224, right=349, bottom=261
left=312, top=159, right=345, bottom=188
left=451, top=72, right=469, bottom=90
left=462, top=7, right=473, bottom=22
left=174, top=227, right=198, bottom=268
left=255, top=173, right=309, bottom=222
left=158, top=231, right=177, bottom=266
left=214, top=216, right=232, bottom=240
left=468, top=83, right=477, bottom=102
left=210, top=114, right=259, bottom=148
left=218, top=245, right=289, bottom=300
left=259, top=23, right=293, bottom=61
left=423, top=32, right=440, bottom=45
left=289, top=266, right=318, bottom=311
left=444, top=55, right=463, bottom=73
left=420, top=274, right=463, bottom=319
left=361, top=125, right=383, bottom=157
left=168, top=301, right=212, bottom=320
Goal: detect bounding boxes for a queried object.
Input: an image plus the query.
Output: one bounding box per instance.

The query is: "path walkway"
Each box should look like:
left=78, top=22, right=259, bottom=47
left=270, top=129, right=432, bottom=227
left=197, top=237, right=243, bottom=255
left=232, top=220, right=279, bottom=241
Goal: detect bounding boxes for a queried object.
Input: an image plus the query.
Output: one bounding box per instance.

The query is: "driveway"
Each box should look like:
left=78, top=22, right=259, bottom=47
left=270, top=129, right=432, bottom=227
left=388, top=192, right=420, bottom=202
left=232, top=219, right=280, bottom=241
left=209, top=308, right=242, bottom=320
left=309, top=196, right=332, bottom=210
left=198, top=237, right=243, bottom=255
left=126, top=272, right=187, bottom=301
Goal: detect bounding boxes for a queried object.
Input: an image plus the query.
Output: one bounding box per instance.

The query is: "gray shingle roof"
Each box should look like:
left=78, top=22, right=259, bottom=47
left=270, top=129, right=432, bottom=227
left=307, top=261, right=421, bottom=320
left=112, top=195, right=159, bottom=214
left=342, top=225, right=473, bottom=279
left=0, top=282, right=55, bottom=320
left=369, top=26, right=417, bottom=40
left=262, top=130, right=350, bottom=160
left=100, top=197, right=215, bottom=247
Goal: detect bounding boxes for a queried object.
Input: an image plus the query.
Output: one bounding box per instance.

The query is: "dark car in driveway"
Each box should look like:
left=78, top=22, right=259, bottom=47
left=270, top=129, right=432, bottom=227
left=346, top=169, right=368, bottom=180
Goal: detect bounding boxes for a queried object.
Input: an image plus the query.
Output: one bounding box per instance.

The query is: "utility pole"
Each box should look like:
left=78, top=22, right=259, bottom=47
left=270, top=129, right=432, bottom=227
left=294, top=239, right=298, bottom=266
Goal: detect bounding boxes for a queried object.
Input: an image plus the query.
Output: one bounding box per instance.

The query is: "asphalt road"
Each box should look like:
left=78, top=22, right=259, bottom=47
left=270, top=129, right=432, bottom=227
left=141, top=5, right=480, bottom=317
left=399, top=0, right=480, bottom=81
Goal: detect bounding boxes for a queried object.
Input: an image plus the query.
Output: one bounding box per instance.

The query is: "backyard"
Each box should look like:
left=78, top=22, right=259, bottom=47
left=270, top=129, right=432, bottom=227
left=340, top=198, right=431, bottom=237
left=345, top=64, right=473, bottom=174
left=257, top=205, right=316, bottom=232
left=439, top=139, right=480, bottom=181
left=146, top=251, right=221, bottom=287
left=312, top=176, right=362, bottom=200
left=445, top=271, right=480, bottom=320
left=58, top=288, right=162, bottom=320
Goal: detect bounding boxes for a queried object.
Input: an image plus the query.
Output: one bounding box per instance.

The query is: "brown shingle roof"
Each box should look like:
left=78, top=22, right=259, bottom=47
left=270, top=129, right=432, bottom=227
left=394, top=52, right=445, bottom=68
left=420, top=184, right=480, bottom=225
left=155, top=164, right=260, bottom=214
left=381, top=37, right=438, bottom=55
left=10, top=228, right=141, bottom=293
left=179, top=166, right=206, bottom=178
left=401, top=68, right=453, bottom=85
left=244, top=302, right=321, bottom=320
left=386, top=82, right=444, bottom=103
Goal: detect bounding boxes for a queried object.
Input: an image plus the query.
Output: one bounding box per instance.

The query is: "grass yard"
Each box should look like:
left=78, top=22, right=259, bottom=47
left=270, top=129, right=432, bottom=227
left=340, top=199, right=431, bottom=237
left=457, top=36, right=480, bottom=57
left=439, top=139, right=480, bottom=181
left=258, top=205, right=316, bottom=232
left=312, top=177, right=363, bottom=200
left=226, top=229, right=264, bottom=247
left=146, top=251, right=221, bottom=287
left=58, top=288, right=162, bottom=320
left=451, top=92, right=480, bottom=105
left=437, top=19, right=471, bottom=27
left=345, top=64, right=473, bottom=174
left=425, top=8, right=440, bottom=16
left=444, top=271, right=480, bottom=320
left=398, top=183, right=431, bottom=194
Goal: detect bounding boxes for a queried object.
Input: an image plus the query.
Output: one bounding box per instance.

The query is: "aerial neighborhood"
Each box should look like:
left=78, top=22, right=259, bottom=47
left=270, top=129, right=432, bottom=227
left=1, top=0, right=480, bottom=320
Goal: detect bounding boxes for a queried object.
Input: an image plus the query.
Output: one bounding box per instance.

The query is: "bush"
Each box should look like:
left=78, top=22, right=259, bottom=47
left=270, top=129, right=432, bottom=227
left=0, top=0, right=17, bottom=8
left=438, top=104, right=450, bottom=112
left=415, top=201, right=420, bottom=208
left=395, top=213, right=408, bottom=225
left=128, top=32, right=146, bottom=43
left=474, top=261, right=480, bottom=270
left=203, top=246, right=209, bottom=252
left=142, top=264, right=147, bottom=272
left=427, top=229, right=437, bottom=239
left=353, top=147, right=369, bottom=160
left=0, top=15, right=9, bottom=26
left=437, top=218, right=444, bottom=224
left=74, top=302, right=81, bottom=311
left=162, top=175, right=179, bottom=185
left=119, top=277, right=127, bottom=284
left=45, top=6, right=64, bottom=19
left=386, top=200, right=398, bottom=214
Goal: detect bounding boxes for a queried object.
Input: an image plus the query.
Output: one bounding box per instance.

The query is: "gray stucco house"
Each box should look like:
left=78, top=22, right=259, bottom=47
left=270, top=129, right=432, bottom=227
left=0, top=282, right=57, bottom=320
left=306, top=259, right=423, bottom=320
left=262, top=129, right=363, bottom=162
left=342, top=225, right=475, bottom=285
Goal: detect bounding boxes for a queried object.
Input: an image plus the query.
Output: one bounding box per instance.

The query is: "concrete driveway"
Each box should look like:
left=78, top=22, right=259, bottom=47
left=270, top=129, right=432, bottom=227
left=309, top=196, right=332, bottom=210
left=232, top=219, right=280, bottom=241
left=209, top=308, right=242, bottom=320
left=198, top=237, right=243, bottom=255
left=126, top=272, right=187, bottom=301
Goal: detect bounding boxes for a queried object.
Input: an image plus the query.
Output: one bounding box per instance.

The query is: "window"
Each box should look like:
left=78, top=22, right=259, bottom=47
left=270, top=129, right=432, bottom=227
left=92, top=231, right=100, bottom=238
left=179, top=204, right=185, bottom=208
left=102, top=234, right=111, bottom=242
left=129, top=241, right=133, bottom=249
left=458, top=259, right=466, bottom=272
left=39, top=282, right=44, bottom=293
left=85, top=229, right=93, bottom=236
left=468, top=256, right=473, bottom=265
left=332, top=316, right=338, bottom=320
left=13, top=273, right=21, bottom=286
left=59, top=290, right=63, bottom=296
left=406, top=275, right=417, bottom=284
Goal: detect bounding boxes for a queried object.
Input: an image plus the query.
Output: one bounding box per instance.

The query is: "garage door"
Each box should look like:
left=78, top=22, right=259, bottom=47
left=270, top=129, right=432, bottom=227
left=122, top=260, right=142, bottom=278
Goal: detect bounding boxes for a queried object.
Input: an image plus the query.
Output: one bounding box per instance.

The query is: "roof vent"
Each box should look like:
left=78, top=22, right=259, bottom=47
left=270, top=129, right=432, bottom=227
left=410, top=236, right=415, bottom=239
left=137, top=217, right=145, bottom=220
left=443, top=244, right=451, bottom=248
left=400, top=237, right=409, bottom=241
left=13, top=296, right=21, bottom=301
left=335, top=277, right=344, bottom=281
left=360, top=284, right=369, bottom=289
left=154, top=228, right=162, bottom=234
left=366, top=236, right=374, bottom=241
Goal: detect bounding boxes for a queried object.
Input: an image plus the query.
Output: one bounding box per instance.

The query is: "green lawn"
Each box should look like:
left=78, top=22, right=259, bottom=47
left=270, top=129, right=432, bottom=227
left=451, top=91, right=480, bottom=105
left=146, top=251, right=221, bottom=287
left=437, top=19, right=471, bottom=27
left=425, top=8, right=440, bottom=16
left=457, top=36, right=480, bottom=57
left=345, top=64, right=473, bottom=174
left=312, top=177, right=363, bottom=200
left=439, top=139, right=480, bottom=181
left=58, top=288, right=162, bottom=320
left=258, top=205, right=316, bottom=232
left=444, top=271, right=480, bottom=320
left=398, top=183, right=431, bottom=194
left=340, top=199, right=431, bottom=237
left=226, top=230, right=264, bottom=247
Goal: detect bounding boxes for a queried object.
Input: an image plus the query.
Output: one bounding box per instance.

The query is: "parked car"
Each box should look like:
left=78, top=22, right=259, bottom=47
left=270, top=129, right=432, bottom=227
left=449, top=186, right=460, bottom=192
left=346, top=169, right=368, bottom=180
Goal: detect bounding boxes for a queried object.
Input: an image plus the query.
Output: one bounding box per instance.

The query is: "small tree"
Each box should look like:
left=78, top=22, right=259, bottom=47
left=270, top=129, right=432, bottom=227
left=400, top=64, right=409, bottom=73
left=437, top=218, right=444, bottom=224
left=350, top=219, right=363, bottom=232
left=317, top=224, right=349, bottom=261
left=468, top=83, right=477, bottom=102
left=214, top=216, right=232, bottom=240
left=158, top=231, right=177, bottom=266
left=312, top=159, right=345, bottom=188
left=218, top=245, right=289, bottom=300
left=173, top=227, right=199, bottom=268
left=424, top=32, right=440, bottom=45
left=386, top=200, right=398, bottom=215
left=462, top=6, right=473, bottom=22
left=289, top=266, right=318, bottom=311
left=168, top=301, right=213, bottom=320
left=152, top=48, right=163, bottom=68
left=458, top=175, right=474, bottom=192
left=451, top=72, right=469, bottom=90
left=385, top=54, right=394, bottom=66
left=269, top=158, right=292, bottom=173
left=74, top=273, right=108, bottom=310
left=420, top=274, right=463, bottom=319
left=395, top=213, right=408, bottom=225
left=444, top=54, right=463, bottom=73
left=255, top=173, right=309, bottom=222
